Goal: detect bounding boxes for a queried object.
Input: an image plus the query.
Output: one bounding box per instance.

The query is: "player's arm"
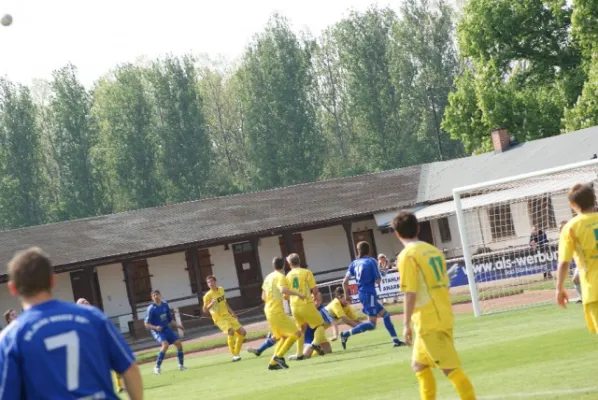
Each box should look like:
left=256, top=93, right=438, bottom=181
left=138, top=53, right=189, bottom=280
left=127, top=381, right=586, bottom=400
left=556, top=226, right=574, bottom=308
left=122, top=364, right=143, bottom=400
left=202, top=293, right=216, bottom=314
left=340, top=315, right=359, bottom=327
left=279, top=275, right=306, bottom=300
left=166, top=307, right=183, bottom=331
left=308, top=271, right=321, bottom=303
left=0, top=333, right=23, bottom=400
left=399, top=255, right=419, bottom=346
left=342, top=264, right=354, bottom=303
left=144, top=307, right=161, bottom=332
left=227, top=303, right=237, bottom=318
left=374, top=261, right=382, bottom=285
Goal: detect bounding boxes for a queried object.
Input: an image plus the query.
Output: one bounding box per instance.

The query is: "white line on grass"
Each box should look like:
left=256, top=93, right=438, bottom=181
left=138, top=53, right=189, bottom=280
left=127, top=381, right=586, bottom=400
left=447, top=386, right=598, bottom=399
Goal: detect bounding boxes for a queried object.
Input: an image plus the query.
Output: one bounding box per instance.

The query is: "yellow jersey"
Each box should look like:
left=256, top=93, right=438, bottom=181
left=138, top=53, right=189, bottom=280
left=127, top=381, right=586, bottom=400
left=202, top=287, right=231, bottom=323
left=262, top=270, right=288, bottom=316
left=398, top=241, right=453, bottom=335
left=286, top=267, right=317, bottom=308
left=559, top=213, right=598, bottom=304
left=325, top=298, right=357, bottom=320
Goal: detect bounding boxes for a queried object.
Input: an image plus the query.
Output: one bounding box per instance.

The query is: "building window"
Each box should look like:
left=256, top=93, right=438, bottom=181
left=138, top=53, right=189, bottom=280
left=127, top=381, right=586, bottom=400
left=187, top=249, right=213, bottom=294
left=131, top=259, right=152, bottom=302
left=528, top=196, right=556, bottom=230
left=488, top=205, right=516, bottom=239
left=437, top=217, right=452, bottom=243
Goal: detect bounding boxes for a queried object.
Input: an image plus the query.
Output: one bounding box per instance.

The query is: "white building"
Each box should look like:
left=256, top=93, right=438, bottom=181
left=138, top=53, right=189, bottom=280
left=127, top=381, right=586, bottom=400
left=1, top=127, right=597, bottom=337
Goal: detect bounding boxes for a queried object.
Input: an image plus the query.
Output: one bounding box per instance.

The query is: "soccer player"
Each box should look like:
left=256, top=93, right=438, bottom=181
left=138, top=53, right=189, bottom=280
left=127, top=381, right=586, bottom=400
left=292, top=297, right=333, bottom=359
left=144, top=289, right=186, bottom=375
left=393, top=211, right=475, bottom=400
left=341, top=241, right=405, bottom=349
left=262, top=256, right=306, bottom=370
left=203, top=275, right=246, bottom=361
left=285, top=253, right=327, bottom=358
left=557, top=184, right=598, bottom=329
left=76, top=298, right=126, bottom=394
left=0, top=247, right=143, bottom=400
left=325, top=287, right=360, bottom=341
left=559, top=220, right=582, bottom=303
left=3, top=309, right=17, bottom=326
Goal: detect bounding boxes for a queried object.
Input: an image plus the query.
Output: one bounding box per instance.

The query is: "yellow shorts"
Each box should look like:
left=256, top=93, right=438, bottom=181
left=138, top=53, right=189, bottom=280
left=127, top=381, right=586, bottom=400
left=267, top=313, right=299, bottom=340
left=292, top=304, right=325, bottom=329
left=215, top=315, right=242, bottom=333
left=413, top=329, right=461, bottom=370
left=584, top=301, right=598, bottom=333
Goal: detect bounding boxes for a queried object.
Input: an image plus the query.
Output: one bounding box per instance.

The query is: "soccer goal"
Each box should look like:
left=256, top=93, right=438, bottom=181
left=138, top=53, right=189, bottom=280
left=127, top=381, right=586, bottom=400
left=453, top=158, right=598, bottom=316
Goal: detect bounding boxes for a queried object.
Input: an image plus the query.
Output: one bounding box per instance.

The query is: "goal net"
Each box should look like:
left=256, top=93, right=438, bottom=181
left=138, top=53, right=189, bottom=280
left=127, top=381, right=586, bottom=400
left=453, top=159, right=598, bottom=316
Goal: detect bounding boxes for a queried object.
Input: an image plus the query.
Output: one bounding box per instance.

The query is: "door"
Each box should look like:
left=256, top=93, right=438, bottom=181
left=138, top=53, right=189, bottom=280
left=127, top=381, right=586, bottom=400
left=419, top=220, right=435, bottom=245
left=279, top=233, right=308, bottom=272
left=352, top=229, right=378, bottom=257
left=232, top=242, right=262, bottom=307
left=70, top=269, right=103, bottom=310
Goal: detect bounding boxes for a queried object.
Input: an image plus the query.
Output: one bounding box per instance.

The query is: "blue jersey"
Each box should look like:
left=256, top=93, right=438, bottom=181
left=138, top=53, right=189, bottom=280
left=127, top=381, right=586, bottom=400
left=346, top=256, right=381, bottom=295
left=0, top=299, right=135, bottom=400
left=145, top=301, right=172, bottom=330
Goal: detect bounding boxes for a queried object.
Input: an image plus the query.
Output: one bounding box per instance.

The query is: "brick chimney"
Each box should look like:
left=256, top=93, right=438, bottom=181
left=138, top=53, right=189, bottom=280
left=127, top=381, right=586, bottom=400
left=491, top=128, right=510, bottom=153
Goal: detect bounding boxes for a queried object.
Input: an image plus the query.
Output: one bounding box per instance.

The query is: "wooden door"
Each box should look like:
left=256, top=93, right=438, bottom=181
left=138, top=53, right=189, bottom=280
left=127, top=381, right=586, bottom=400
left=419, top=220, right=435, bottom=245
left=279, top=233, right=308, bottom=272
left=232, top=242, right=262, bottom=307
left=70, top=269, right=103, bottom=310
left=352, top=229, right=378, bottom=257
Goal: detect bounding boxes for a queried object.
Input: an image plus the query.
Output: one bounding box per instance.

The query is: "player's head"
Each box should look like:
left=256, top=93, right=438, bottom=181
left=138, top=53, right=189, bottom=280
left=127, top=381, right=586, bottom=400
left=356, top=241, right=370, bottom=258
left=273, top=256, right=285, bottom=271
left=3, top=309, right=17, bottom=324
left=334, top=287, right=348, bottom=305
left=569, top=183, right=596, bottom=213
left=76, top=298, right=90, bottom=306
left=286, top=253, right=301, bottom=269
left=206, top=275, right=217, bottom=290
left=392, top=211, right=419, bottom=240
left=7, top=247, right=54, bottom=300
left=151, top=290, right=162, bottom=304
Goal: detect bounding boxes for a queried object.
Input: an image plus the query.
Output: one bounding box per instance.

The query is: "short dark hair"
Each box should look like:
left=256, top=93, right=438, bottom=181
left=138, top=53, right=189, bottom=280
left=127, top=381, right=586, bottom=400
left=356, top=241, right=370, bottom=257
left=205, top=275, right=216, bottom=282
left=334, top=287, right=344, bottom=298
left=392, top=211, right=419, bottom=239
left=273, top=257, right=285, bottom=271
left=569, top=183, right=596, bottom=211
left=151, top=290, right=161, bottom=296
left=8, top=247, right=53, bottom=298
left=3, top=309, right=15, bottom=324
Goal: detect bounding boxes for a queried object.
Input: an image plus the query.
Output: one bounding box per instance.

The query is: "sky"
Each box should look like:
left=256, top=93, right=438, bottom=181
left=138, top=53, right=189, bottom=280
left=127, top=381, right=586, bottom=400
left=0, top=0, right=400, bottom=87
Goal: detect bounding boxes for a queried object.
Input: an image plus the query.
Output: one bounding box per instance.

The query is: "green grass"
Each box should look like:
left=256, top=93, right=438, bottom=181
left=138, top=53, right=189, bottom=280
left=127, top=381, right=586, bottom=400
left=125, top=305, right=598, bottom=399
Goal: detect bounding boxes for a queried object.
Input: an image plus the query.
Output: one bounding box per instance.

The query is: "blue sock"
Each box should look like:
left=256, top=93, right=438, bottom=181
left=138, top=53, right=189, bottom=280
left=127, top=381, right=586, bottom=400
left=258, top=337, right=276, bottom=353
left=156, top=351, right=165, bottom=367
left=383, top=312, right=398, bottom=339
left=345, top=321, right=375, bottom=336
left=177, top=350, right=184, bottom=366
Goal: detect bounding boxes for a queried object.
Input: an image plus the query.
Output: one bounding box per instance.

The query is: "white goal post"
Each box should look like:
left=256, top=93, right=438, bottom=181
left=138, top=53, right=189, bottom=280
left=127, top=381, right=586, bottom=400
left=453, top=158, right=598, bottom=317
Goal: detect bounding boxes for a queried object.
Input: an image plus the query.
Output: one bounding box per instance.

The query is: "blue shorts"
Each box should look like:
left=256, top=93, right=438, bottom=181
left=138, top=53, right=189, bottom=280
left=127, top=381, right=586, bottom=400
left=151, top=327, right=179, bottom=345
left=359, top=292, right=384, bottom=317
left=304, top=307, right=333, bottom=344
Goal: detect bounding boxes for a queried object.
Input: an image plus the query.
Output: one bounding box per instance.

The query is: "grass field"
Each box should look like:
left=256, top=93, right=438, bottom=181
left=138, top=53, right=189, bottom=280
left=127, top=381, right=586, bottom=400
left=126, top=304, right=598, bottom=400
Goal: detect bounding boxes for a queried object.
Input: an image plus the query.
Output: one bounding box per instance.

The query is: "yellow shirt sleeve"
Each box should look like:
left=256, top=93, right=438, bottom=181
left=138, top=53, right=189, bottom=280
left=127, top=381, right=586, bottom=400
left=306, top=270, right=317, bottom=290
left=558, top=223, right=575, bottom=264
left=329, top=300, right=346, bottom=318
left=399, top=253, right=419, bottom=293
left=344, top=304, right=357, bottom=320
left=202, top=291, right=211, bottom=305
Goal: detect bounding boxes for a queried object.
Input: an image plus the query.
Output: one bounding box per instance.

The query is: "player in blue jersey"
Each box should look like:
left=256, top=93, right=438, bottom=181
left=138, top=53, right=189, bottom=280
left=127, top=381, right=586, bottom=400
left=0, top=247, right=143, bottom=400
left=341, top=241, right=405, bottom=349
left=144, top=289, right=186, bottom=375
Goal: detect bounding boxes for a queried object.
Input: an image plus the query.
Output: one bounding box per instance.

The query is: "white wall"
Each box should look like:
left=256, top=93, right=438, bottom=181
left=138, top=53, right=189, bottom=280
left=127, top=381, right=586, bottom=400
left=301, top=225, right=352, bottom=281
left=258, top=236, right=282, bottom=279
left=147, top=252, right=199, bottom=309
left=96, top=264, right=131, bottom=318
left=209, top=245, right=240, bottom=298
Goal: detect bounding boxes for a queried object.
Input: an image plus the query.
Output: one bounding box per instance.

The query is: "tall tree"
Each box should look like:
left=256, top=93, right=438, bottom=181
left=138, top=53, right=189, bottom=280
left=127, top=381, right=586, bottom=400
left=239, top=14, right=324, bottom=189
left=0, top=79, right=45, bottom=228
left=92, top=64, right=164, bottom=210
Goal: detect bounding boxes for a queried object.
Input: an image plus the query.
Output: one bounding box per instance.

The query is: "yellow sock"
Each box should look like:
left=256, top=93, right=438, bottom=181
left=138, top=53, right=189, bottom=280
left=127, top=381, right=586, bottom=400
left=311, top=349, right=318, bottom=358
left=313, top=326, right=326, bottom=345
left=234, top=332, right=245, bottom=356
left=112, top=371, right=124, bottom=391
left=447, top=369, right=475, bottom=400
left=227, top=335, right=235, bottom=356
left=276, top=336, right=298, bottom=358
left=415, top=368, right=436, bottom=400
left=296, top=333, right=304, bottom=356
left=273, top=338, right=285, bottom=355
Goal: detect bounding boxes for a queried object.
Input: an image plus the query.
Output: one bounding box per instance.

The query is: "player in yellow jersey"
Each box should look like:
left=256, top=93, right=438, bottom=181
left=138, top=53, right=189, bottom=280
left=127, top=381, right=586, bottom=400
left=325, top=287, right=361, bottom=341
left=203, top=275, right=246, bottom=362
left=262, top=256, right=307, bottom=370
left=393, top=211, right=475, bottom=400
left=285, top=253, right=327, bottom=359
left=557, top=183, right=598, bottom=333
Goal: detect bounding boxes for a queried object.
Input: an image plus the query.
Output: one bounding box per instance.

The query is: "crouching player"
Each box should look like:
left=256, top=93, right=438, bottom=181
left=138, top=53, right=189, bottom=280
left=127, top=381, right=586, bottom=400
left=144, top=290, right=186, bottom=375
left=203, top=275, right=246, bottom=361
left=290, top=298, right=334, bottom=360
left=393, top=211, right=475, bottom=400
left=326, top=287, right=360, bottom=341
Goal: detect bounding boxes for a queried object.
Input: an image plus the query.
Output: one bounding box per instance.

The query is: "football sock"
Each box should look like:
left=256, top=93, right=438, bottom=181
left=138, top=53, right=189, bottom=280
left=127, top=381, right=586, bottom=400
left=274, top=338, right=285, bottom=355
left=156, top=351, right=165, bottom=368
left=227, top=335, right=235, bottom=355
left=113, top=371, right=124, bottom=391
left=313, top=326, right=326, bottom=345
left=276, top=336, right=298, bottom=358
left=448, top=369, right=476, bottom=400
left=234, top=332, right=245, bottom=356
left=382, top=312, right=398, bottom=339
left=575, top=282, right=582, bottom=299
left=346, top=321, right=375, bottom=336
left=258, top=336, right=276, bottom=353
left=415, top=368, right=436, bottom=400
left=296, top=333, right=305, bottom=356
left=177, top=349, right=184, bottom=366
